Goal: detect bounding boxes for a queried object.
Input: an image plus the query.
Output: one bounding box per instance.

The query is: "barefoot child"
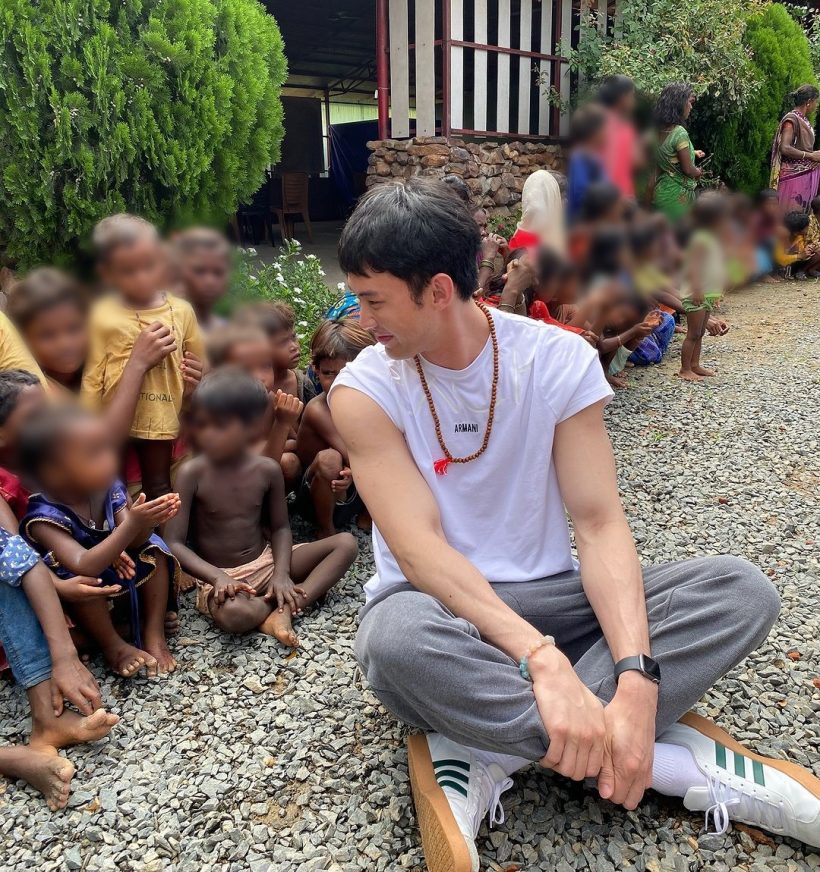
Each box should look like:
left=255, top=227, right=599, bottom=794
left=172, top=228, right=231, bottom=332
left=165, top=368, right=357, bottom=647
left=678, top=196, right=728, bottom=381
left=81, top=214, right=205, bottom=499
left=0, top=497, right=118, bottom=810
left=19, top=406, right=181, bottom=677
left=295, top=319, right=375, bottom=538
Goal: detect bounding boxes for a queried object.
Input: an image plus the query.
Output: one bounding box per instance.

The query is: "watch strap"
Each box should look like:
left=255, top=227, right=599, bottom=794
left=614, top=654, right=660, bottom=684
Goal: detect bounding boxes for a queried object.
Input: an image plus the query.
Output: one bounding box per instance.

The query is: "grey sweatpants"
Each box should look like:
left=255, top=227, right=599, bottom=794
left=354, top=555, right=781, bottom=760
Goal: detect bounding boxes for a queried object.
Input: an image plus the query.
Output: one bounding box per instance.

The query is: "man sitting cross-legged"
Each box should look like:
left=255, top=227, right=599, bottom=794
left=328, top=178, right=820, bottom=872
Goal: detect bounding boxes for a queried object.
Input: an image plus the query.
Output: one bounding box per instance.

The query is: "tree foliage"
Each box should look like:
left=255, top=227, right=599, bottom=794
left=703, top=4, right=818, bottom=193
left=0, top=0, right=287, bottom=268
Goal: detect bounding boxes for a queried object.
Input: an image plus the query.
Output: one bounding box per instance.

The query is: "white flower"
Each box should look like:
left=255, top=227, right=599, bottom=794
left=298, top=320, right=308, bottom=327
left=248, top=247, right=257, bottom=255
left=318, top=269, right=325, bottom=276
left=306, top=254, right=317, bottom=260
left=249, top=275, right=258, bottom=282
left=337, top=282, right=346, bottom=291
left=293, top=287, right=302, bottom=295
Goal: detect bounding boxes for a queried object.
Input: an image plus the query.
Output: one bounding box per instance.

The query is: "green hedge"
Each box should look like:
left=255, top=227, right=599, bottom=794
left=0, top=0, right=287, bottom=268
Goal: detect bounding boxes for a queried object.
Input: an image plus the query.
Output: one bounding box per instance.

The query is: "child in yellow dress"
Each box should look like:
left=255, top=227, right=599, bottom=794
left=81, top=215, right=205, bottom=498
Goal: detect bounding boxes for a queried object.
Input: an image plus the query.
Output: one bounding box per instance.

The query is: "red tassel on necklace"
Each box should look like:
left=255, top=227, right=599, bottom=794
left=433, top=458, right=451, bottom=476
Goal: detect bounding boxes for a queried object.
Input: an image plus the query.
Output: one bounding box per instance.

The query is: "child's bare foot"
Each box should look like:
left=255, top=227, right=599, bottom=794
left=692, top=366, right=716, bottom=377
left=677, top=370, right=704, bottom=382
left=142, top=635, right=177, bottom=676
left=102, top=640, right=156, bottom=678
left=164, top=610, right=179, bottom=635
left=31, top=708, right=119, bottom=750
left=356, top=511, right=372, bottom=533
left=0, top=745, right=74, bottom=810
left=259, top=608, right=299, bottom=647
left=607, top=374, right=628, bottom=390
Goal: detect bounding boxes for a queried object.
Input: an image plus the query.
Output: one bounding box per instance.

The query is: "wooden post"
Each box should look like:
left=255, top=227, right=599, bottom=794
left=376, top=0, right=390, bottom=140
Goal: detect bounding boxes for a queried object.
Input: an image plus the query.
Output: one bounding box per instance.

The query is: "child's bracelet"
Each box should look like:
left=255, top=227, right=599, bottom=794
left=519, top=635, right=556, bottom=681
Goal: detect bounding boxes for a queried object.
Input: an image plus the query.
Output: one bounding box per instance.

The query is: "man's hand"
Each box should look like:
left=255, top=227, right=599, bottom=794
left=212, top=574, right=256, bottom=606
left=530, top=645, right=607, bottom=781
left=54, top=575, right=121, bottom=602
left=597, top=675, right=658, bottom=809
left=264, top=575, right=308, bottom=614
left=273, top=390, right=304, bottom=429
left=50, top=653, right=103, bottom=716
left=130, top=321, right=177, bottom=373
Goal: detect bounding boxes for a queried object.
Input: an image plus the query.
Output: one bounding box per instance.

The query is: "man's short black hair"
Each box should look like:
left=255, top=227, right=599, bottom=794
left=0, top=370, right=40, bottom=427
left=192, top=367, right=269, bottom=425
left=784, top=210, right=810, bottom=234
left=338, top=177, right=480, bottom=303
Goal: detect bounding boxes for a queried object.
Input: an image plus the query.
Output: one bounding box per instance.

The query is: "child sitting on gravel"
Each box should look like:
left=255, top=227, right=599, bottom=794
left=19, top=405, right=181, bottom=678
left=165, top=368, right=357, bottom=647
left=294, top=318, right=375, bottom=538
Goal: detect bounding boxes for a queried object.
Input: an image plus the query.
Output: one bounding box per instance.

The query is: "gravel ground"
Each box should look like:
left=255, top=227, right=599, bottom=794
left=1, top=280, right=819, bottom=872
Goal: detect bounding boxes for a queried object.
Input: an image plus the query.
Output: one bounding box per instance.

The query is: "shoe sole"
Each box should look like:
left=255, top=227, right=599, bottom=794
left=407, top=734, right=475, bottom=872
left=680, top=711, right=820, bottom=798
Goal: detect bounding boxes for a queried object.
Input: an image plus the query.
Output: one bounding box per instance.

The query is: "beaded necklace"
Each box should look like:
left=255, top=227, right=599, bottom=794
left=413, top=301, right=499, bottom=476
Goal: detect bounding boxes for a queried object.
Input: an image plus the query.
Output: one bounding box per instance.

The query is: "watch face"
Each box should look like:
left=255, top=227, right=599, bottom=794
left=641, top=654, right=661, bottom=682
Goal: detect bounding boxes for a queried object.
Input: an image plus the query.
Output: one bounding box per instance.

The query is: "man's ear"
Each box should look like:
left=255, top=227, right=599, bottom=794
left=429, top=273, right=457, bottom=309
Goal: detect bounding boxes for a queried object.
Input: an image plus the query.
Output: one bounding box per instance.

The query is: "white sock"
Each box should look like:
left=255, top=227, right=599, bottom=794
left=472, top=747, right=532, bottom=778
left=652, top=742, right=708, bottom=797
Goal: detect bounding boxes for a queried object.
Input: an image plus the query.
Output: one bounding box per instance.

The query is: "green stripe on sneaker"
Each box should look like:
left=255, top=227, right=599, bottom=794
left=435, top=768, right=469, bottom=784
left=753, top=760, right=765, bottom=786
left=734, top=752, right=747, bottom=778
left=716, top=743, right=727, bottom=769
left=433, top=759, right=470, bottom=772
left=437, top=779, right=468, bottom=798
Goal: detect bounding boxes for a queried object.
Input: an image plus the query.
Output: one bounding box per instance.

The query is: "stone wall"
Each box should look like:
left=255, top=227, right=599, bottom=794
left=365, top=136, right=565, bottom=218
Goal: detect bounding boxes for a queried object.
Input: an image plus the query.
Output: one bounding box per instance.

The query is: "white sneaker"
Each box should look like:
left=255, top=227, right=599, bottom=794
left=407, top=733, right=514, bottom=872
left=660, top=712, right=820, bottom=849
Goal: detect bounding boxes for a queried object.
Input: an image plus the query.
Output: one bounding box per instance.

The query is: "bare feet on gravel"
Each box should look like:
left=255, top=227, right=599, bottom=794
left=692, top=366, right=716, bottom=377
left=142, top=635, right=177, bottom=676
left=31, top=708, right=119, bottom=750
left=259, top=608, right=299, bottom=647
left=677, top=370, right=704, bottom=382
left=0, top=746, right=74, bottom=810
left=102, top=640, right=156, bottom=678
left=164, top=610, right=179, bottom=635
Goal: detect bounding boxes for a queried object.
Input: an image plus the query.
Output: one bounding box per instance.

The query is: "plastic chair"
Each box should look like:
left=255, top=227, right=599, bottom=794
left=275, top=173, right=313, bottom=242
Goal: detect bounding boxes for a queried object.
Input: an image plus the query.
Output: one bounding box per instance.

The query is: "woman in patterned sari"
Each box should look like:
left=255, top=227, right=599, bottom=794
left=770, top=84, right=820, bottom=212
left=651, top=82, right=705, bottom=222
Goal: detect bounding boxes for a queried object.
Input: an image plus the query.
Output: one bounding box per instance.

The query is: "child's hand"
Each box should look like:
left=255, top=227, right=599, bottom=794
left=331, top=467, right=353, bottom=495
left=581, top=330, right=599, bottom=347
left=274, top=390, right=304, bottom=428
left=181, top=352, right=204, bottom=399
left=113, top=552, right=136, bottom=580
left=634, top=319, right=656, bottom=338
left=55, top=575, right=122, bottom=602
left=211, top=575, right=256, bottom=606
left=50, top=653, right=103, bottom=717
left=127, top=493, right=181, bottom=529
left=694, top=150, right=706, bottom=160
left=264, top=576, right=308, bottom=614
left=131, top=321, right=177, bottom=373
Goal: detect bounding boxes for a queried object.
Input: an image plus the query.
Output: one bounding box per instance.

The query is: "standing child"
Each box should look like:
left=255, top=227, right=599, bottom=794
left=81, top=214, right=205, bottom=499
left=165, top=369, right=357, bottom=647
left=567, top=104, right=610, bottom=222
left=678, top=196, right=728, bottom=381
left=295, top=319, right=375, bottom=538
left=19, top=406, right=181, bottom=677
left=172, top=227, right=232, bottom=332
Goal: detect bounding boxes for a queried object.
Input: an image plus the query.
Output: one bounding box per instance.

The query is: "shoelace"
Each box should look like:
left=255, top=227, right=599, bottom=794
left=470, top=762, right=514, bottom=834
left=487, top=776, right=514, bottom=827
left=704, top=771, right=785, bottom=835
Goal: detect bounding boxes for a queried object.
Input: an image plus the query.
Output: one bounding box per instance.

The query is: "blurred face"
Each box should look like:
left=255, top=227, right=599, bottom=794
left=473, top=209, right=488, bottom=239
left=227, top=339, right=275, bottom=392
left=46, top=417, right=119, bottom=495
left=23, top=303, right=88, bottom=377
left=609, top=299, right=642, bottom=332
left=349, top=271, right=436, bottom=360
left=270, top=328, right=301, bottom=371
left=617, top=90, right=637, bottom=117
left=315, top=356, right=347, bottom=394
left=0, top=385, right=47, bottom=462
left=683, top=94, right=695, bottom=120
left=761, top=198, right=780, bottom=218
left=555, top=272, right=580, bottom=305
left=192, top=408, right=252, bottom=462
left=99, top=235, right=168, bottom=305
left=179, top=250, right=230, bottom=308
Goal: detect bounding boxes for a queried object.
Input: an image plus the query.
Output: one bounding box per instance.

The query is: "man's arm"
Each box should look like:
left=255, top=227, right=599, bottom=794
left=331, top=385, right=608, bottom=782
left=553, top=399, right=658, bottom=809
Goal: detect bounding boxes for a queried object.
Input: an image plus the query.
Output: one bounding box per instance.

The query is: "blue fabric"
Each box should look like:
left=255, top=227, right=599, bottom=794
left=629, top=312, right=676, bottom=366
left=21, top=480, right=177, bottom=649
left=0, top=528, right=39, bottom=587
left=0, top=530, right=51, bottom=688
left=755, top=244, right=773, bottom=277
left=325, top=289, right=361, bottom=321
left=567, top=152, right=607, bottom=222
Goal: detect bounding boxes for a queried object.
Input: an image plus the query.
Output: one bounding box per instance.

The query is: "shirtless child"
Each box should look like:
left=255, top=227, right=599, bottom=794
left=165, top=368, right=357, bottom=647
left=295, top=319, right=375, bottom=538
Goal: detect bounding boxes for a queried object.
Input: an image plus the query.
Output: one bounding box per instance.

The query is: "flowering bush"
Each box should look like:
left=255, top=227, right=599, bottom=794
left=222, top=239, right=337, bottom=366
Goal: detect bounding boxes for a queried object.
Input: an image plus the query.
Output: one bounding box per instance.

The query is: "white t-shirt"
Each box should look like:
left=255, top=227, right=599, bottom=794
left=329, top=310, right=613, bottom=601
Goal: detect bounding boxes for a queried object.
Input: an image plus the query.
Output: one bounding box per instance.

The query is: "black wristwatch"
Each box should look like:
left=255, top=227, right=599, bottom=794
left=614, top=654, right=661, bottom=686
